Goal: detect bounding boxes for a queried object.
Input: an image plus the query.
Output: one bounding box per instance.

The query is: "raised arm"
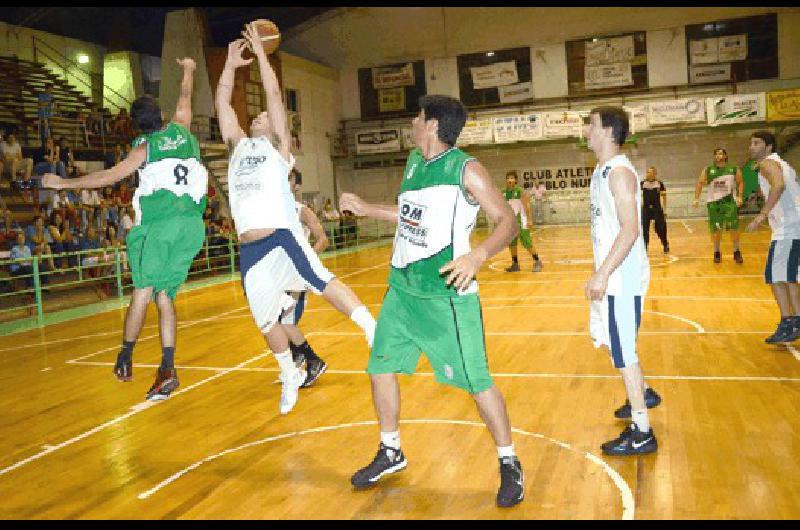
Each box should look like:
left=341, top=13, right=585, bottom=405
left=242, top=22, right=290, bottom=162
left=173, top=58, right=196, bottom=129
left=41, top=145, right=146, bottom=190
left=586, top=167, right=640, bottom=301
left=746, top=159, right=784, bottom=232
left=439, top=159, right=518, bottom=291
left=216, top=39, right=251, bottom=151
left=339, top=192, right=399, bottom=223
left=300, top=205, right=329, bottom=253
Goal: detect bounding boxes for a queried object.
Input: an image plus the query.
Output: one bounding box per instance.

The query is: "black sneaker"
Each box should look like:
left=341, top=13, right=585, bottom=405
left=713, top=251, right=721, bottom=263
left=350, top=443, right=407, bottom=488
left=765, top=318, right=795, bottom=344
left=790, top=317, right=800, bottom=342
left=614, top=387, right=662, bottom=419
left=505, top=261, right=520, bottom=272
left=601, top=424, right=657, bottom=456
left=113, top=353, right=132, bottom=382
left=145, top=367, right=179, bottom=401
left=301, top=357, right=327, bottom=388
left=663, top=244, right=670, bottom=254
left=733, top=250, right=743, bottom=264
left=496, top=456, right=524, bottom=508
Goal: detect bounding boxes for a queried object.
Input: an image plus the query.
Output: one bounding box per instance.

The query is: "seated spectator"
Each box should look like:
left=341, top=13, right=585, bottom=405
left=49, top=189, right=80, bottom=226
left=1, top=133, right=34, bottom=200
left=116, top=181, right=133, bottom=206
left=101, top=186, right=120, bottom=225
left=57, top=137, right=76, bottom=177
left=48, top=211, right=75, bottom=269
left=26, top=215, right=57, bottom=271
left=118, top=206, right=133, bottom=241
left=10, top=232, right=36, bottom=300
left=110, top=108, right=133, bottom=138
left=86, top=107, right=106, bottom=136
left=79, top=225, right=109, bottom=300
left=0, top=203, right=21, bottom=247
left=79, top=187, right=102, bottom=231
left=33, top=137, right=67, bottom=179
left=59, top=216, right=80, bottom=268
left=321, top=198, right=339, bottom=221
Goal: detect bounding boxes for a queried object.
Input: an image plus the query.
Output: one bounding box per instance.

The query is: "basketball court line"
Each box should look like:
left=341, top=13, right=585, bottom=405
left=681, top=220, right=695, bottom=234
left=0, top=260, right=390, bottom=478
left=65, top=361, right=800, bottom=383
left=135, top=419, right=635, bottom=520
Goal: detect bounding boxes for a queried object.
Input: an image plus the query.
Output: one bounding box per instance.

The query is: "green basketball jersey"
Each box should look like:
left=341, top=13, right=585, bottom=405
left=706, top=163, right=738, bottom=203
left=131, top=122, right=208, bottom=225
left=388, top=147, right=479, bottom=298
left=503, top=185, right=528, bottom=226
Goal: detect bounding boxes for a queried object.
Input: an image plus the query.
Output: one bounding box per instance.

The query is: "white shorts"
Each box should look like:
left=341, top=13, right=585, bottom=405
left=240, top=229, right=334, bottom=332
left=589, top=294, right=642, bottom=369
left=765, top=239, right=800, bottom=284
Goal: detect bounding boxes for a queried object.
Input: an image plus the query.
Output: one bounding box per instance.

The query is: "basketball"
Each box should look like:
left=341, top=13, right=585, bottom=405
left=253, top=19, right=281, bottom=55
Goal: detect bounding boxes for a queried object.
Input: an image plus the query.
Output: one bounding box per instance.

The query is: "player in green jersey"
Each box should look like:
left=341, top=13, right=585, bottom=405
left=43, top=58, right=207, bottom=401
left=503, top=171, right=543, bottom=272
left=692, top=148, right=744, bottom=264
left=340, top=95, right=525, bottom=508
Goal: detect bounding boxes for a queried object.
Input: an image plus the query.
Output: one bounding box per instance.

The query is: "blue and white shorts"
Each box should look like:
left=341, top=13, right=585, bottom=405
left=279, top=291, right=307, bottom=326
left=240, top=229, right=333, bottom=332
left=589, top=294, right=642, bottom=369
left=765, top=239, right=800, bottom=284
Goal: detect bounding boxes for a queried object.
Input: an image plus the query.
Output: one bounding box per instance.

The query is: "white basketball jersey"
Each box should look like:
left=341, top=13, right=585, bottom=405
left=589, top=154, right=650, bottom=296
left=758, top=153, right=800, bottom=241
left=295, top=201, right=312, bottom=241
left=228, top=137, right=300, bottom=237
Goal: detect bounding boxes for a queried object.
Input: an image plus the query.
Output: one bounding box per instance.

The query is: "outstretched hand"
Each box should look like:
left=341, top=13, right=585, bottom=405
left=176, top=57, right=196, bottom=70
left=439, top=251, right=484, bottom=292
left=226, top=39, right=253, bottom=68
left=339, top=193, right=368, bottom=217
left=242, top=22, right=265, bottom=58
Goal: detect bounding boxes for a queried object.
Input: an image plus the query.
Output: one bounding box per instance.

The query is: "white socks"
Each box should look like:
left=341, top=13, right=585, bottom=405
left=350, top=305, right=376, bottom=347
left=631, top=409, right=650, bottom=433
left=381, top=430, right=401, bottom=450
left=497, top=444, right=515, bottom=459
left=274, top=349, right=296, bottom=375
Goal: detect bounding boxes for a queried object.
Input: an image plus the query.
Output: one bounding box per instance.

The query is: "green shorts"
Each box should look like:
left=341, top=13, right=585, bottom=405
left=126, top=216, right=205, bottom=300
left=510, top=224, right=532, bottom=249
left=707, top=196, right=739, bottom=232
left=367, top=287, right=493, bottom=394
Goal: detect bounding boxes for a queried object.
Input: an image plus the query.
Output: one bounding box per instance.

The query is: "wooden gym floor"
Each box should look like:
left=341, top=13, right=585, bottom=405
left=0, top=219, right=798, bottom=519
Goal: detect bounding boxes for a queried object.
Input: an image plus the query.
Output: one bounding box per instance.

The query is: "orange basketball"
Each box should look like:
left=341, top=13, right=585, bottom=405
left=253, top=19, right=281, bottom=55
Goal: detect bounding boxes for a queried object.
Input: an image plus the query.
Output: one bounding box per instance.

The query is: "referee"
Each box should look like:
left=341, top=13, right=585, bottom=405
left=641, top=166, right=669, bottom=253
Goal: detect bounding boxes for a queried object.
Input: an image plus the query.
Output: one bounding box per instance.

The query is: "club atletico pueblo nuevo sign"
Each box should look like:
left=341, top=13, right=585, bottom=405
left=520, top=165, right=597, bottom=190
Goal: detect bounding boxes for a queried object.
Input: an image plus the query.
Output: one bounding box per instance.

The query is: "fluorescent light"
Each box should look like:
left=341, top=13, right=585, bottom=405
left=486, top=51, right=495, bottom=57
left=77, top=54, right=89, bottom=64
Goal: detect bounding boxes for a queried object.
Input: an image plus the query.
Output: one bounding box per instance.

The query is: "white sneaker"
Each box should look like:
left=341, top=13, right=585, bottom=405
left=279, top=367, right=306, bottom=415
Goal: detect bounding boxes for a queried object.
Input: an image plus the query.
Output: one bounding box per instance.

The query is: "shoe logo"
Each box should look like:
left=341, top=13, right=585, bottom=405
left=631, top=437, right=652, bottom=449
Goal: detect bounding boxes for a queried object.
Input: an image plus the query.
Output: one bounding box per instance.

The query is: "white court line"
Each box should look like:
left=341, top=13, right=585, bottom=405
left=303, top=330, right=774, bottom=336
left=0, top=258, right=388, bottom=478
left=67, top=361, right=800, bottom=383
left=135, top=419, right=635, bottom=520
left=64, top=306, right=249, bottom=364
left=681, top=220, right=695, bottom=234
left=0, top=350, right=272, bottom=478
left=786, top=344, right=800, bottom=362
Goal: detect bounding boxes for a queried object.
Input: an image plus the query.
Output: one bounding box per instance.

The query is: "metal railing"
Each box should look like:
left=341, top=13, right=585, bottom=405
left=0, top=218, right=401, bottom=327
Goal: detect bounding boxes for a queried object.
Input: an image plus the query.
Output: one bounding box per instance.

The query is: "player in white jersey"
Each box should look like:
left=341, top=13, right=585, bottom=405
left=584, top=107, right=660, bottom=456
left=280, top=168, right=330, bottom=387
left=745, top=131, right=800, bottom=344
left=215, top=24, right=376, bottom=415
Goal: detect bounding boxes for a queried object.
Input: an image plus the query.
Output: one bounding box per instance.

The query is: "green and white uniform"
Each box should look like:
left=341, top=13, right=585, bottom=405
left=127, top=122, right=208, bottom=299
left=368, top=147, right=493, bottom=394
left=503, top=186, right=532, bottom=249
left=705, top=163, right=739, bottom=232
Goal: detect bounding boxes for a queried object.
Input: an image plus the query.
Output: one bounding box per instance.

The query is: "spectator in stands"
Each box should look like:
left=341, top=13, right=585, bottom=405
left=60, top=216, right=79, bottom=268
left=111, top=108, right=133, bottom=138
left=33, top=137, right=67, bottom=179
left=49, top=189, right=79, bottom=226
left=47, top=211, right=70, bottom=269
left=79, top=225, right=109, bottom=300
left=57, top=137, right=76, bottom=177
left=79, top=186, right=102, bottom=231
left=207, top=183, right=220, bottom=221
left=1, top=133, right=34, bottom=196
left=101, top=186, right=120, bottom=225
left=321, top=198, right=339, bottom=220
left=37, top=84, right=57, bottom=144
left=86, top=107, right=105, bottom=136
left=105, top=143, right=124, bottom=170
left=25, top=215, right=57, bottom=272
left=0, top=200, right=21, bottom=248
left=10, top=232, right=40, bottom=304
left=116, top=181, right=133, bottom=206
left=118, top=206, right=133, bottom=240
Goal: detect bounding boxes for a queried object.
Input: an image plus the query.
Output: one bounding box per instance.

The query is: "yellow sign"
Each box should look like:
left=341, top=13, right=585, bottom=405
left=378, top=87, right=406, bottom=113
left=767, top=88, right=800, bottom=122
